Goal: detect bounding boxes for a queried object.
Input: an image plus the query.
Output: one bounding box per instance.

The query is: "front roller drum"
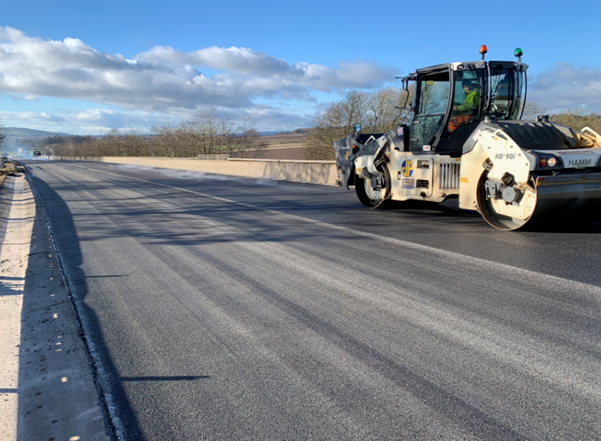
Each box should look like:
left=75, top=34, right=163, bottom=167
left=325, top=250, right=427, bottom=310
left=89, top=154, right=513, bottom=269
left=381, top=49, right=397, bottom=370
left=477, top=171, right=601, bottom=231
left=476, top=171, right=538, bottom=231
left=355, top=164, right=391, bottom=209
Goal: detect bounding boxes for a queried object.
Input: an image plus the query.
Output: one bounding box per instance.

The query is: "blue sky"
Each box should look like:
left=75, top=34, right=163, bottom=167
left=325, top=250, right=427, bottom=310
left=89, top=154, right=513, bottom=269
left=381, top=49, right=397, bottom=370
left=1, top=0, right=600, bottom=134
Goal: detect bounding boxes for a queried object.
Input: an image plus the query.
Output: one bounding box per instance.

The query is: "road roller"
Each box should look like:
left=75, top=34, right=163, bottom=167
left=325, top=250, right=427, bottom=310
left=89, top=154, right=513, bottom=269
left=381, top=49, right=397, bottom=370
left=333, top=47, right=601, bottom=230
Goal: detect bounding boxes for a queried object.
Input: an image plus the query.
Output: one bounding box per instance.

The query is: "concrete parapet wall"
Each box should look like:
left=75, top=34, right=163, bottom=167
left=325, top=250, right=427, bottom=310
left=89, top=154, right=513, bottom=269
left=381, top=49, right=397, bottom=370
left=56, top=156, right=338, bottom=185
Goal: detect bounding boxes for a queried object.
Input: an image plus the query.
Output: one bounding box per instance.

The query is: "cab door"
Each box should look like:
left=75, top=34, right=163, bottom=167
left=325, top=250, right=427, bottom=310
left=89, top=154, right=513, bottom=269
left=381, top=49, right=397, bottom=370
left=410, top=69, right=451, bottom=152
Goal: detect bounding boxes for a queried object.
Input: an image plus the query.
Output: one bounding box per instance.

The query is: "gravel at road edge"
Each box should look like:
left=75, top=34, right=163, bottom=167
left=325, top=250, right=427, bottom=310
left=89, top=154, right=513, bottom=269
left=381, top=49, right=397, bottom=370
left=0, top=174, right=110, bottom=441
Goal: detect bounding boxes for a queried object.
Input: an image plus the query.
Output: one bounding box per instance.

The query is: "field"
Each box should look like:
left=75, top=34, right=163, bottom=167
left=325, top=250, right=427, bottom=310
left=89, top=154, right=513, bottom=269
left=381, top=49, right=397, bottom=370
left=261, top=132, right=307, bottom=144
left=235, top=131, right=310, bottom=160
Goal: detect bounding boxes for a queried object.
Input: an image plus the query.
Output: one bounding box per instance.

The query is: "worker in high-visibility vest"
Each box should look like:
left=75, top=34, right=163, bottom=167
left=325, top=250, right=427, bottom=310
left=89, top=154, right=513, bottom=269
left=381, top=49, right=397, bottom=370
left=448, top=80, right=480, bottom=132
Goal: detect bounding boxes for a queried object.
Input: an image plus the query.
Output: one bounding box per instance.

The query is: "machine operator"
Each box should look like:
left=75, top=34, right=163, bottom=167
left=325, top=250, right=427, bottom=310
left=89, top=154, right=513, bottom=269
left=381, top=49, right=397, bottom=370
left=448, top=80, right=480, bottom=132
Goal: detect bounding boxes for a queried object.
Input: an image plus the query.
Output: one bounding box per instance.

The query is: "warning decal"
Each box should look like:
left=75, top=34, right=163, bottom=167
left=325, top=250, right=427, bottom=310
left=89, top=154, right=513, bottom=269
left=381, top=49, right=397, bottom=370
left=402, top=179, right=415, bottom=189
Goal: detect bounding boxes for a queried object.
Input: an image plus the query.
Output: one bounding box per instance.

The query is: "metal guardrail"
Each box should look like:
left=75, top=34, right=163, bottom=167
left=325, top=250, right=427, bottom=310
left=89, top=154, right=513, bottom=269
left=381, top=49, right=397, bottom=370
left=196, top=154, right=229, bottom=161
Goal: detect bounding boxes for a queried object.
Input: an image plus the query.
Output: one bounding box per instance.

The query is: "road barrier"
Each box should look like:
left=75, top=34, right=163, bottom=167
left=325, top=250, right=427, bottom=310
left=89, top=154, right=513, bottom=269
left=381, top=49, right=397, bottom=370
left=54, top=156, right=338, bottom=186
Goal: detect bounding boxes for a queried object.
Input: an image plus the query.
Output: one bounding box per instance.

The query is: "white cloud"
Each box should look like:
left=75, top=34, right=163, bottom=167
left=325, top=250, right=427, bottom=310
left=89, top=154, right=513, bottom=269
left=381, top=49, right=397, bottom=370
left=0, top=108, right=160, bottom=134
left=0, top=106, right=313, bottom=135
left=136, top=46, right=291, bottom=75
left=0, top=26, right=397, bottom=115
left=0, top=110, right=66, bottom=124
left=529, top=63, right=601, bottom=113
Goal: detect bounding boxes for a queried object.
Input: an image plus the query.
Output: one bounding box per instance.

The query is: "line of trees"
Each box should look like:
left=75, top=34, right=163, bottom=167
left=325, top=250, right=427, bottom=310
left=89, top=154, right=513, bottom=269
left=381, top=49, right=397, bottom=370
left=16, top=90, right=601, bottom=161
left=547, top=110, right=601, bottom=133
left=43, top=108, right=267, bottom=159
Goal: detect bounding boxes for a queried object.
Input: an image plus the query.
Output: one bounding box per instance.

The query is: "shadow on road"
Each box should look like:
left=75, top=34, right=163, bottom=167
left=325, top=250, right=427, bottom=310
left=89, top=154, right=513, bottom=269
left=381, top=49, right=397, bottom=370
left=26, top=175, right=146, bottom=440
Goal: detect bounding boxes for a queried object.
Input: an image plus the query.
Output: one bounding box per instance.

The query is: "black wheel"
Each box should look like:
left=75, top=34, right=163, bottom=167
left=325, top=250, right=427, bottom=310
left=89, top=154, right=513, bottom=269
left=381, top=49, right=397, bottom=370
left=355, top=163, right=391, bottom=208
left=476, top=171, right=537, bottom=231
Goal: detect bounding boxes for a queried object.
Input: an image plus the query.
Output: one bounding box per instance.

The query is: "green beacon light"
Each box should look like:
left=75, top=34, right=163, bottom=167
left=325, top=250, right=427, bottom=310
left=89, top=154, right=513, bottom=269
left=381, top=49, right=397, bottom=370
left=514, top=47, right=523, bottom=62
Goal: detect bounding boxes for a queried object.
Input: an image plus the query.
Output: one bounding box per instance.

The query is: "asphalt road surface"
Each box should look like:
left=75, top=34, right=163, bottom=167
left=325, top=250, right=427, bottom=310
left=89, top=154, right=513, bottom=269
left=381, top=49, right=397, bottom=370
left=22, top=160, right=601, bottom=440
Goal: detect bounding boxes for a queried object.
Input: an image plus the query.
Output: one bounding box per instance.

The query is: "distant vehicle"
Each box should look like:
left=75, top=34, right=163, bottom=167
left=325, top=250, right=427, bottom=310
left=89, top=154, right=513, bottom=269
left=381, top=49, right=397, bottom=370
left=33, top=149, right=42, bottom=157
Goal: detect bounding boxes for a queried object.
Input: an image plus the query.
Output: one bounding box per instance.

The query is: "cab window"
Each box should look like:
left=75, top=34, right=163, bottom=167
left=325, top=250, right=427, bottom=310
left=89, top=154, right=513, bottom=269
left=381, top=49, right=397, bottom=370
left=489, top=68, right=523, bottom=120
left=410, top=71, right=450, bottom=150
left=438, top=69, right=485, bottom=139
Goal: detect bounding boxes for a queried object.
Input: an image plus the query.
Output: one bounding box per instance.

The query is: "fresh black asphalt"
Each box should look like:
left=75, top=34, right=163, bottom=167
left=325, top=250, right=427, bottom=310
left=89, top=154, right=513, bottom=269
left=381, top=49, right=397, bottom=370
left=23, top=160, right=601, bottom=440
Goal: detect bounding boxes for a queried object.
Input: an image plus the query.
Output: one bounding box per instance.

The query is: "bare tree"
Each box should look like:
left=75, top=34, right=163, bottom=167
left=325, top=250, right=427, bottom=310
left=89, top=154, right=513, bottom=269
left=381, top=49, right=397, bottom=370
left=150, top=108, right=257, bottom=158
left=307, top=87, right=412, bottom=160
left=521, top=100, right=547, bottom=121
left=223, top=118, right=268, bottom=158
left=187, top=107, right=233, bottom=156
left=101, top=128, right=124, bottom=156
left=150, top=124, right=177, bottom=157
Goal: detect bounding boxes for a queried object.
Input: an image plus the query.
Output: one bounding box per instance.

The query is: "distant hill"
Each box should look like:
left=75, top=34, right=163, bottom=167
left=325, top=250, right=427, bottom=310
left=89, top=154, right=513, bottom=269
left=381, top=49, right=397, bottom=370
left=4, top=127, right=72, bottom=139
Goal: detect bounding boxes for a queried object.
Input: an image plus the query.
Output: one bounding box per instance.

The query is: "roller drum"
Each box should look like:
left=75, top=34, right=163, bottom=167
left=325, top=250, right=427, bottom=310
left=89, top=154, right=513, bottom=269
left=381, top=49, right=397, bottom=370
left=530, top=173, right=601, bottom=224
left=478, top=171, right=601, bottom=231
